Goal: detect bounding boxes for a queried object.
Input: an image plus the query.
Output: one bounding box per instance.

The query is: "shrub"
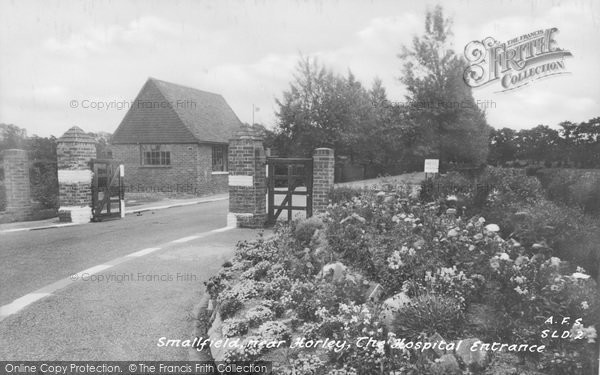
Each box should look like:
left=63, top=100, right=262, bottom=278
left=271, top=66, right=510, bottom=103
left=240, top=260, right=271, bottom=281
left=219, top=298, right=244, bottom=320
left=221, top=318, right=249, bottom=338
left=276, top=353, right=327, bottom=375
left=570, top=178, right=600, bottom=215
left=392, top=294, right=464, bottom=339
left=418, top=178, right=435, bottom=202
left=245, top=305, right=275, bottom=326
left=257, top=321, right=291, bottom=343
left=204, top=270, right=228, bottom=299
left=235, top=236, right=279, bottom=265
left=504, top=199, right=600, bottom=279
left=262, top=275, right=292, bottom=300
left=329, top=186, right=366, bottom=204
left=419, top=172, right=472, bottom=203
left=536, top=168, right=600, bottom=216
left=0, top=181, right=5, bottom=211
left=208, top=176, right=600, bottom=373
left=293, top=216, right=324, bottom=245
left=29, top=162, right=58, bottom=209
left=556, top=227, right=600, bottom=279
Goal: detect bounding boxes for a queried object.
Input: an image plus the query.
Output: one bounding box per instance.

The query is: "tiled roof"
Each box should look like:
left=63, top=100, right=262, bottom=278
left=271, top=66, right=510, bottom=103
left=58, top=126, right=96, bottom=143
left=111, top=78, right=243, bottom=144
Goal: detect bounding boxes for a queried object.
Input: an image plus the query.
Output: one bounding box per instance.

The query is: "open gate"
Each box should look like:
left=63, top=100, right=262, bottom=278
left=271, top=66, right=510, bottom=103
left=266, top=157, right=313, bottom=224
left=91, top=159, right=124, bottom=221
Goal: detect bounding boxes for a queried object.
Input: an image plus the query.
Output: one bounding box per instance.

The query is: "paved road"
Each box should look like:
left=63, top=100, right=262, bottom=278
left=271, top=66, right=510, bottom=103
left=0, top=200, right=228, bottom=305
left=0, top=200, right=264, bottom=360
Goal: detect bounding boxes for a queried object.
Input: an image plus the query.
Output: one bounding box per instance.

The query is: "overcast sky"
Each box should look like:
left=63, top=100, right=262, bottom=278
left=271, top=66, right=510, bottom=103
left=0, top=0, right=598, bottom=138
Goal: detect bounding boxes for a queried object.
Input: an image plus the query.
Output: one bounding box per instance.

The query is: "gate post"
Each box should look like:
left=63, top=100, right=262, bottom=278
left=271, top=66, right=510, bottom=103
left=2, top=149, right=32, bottom=221
left=227, top=125, right=267, bottom=228
left=56, top=126, right=96, bottom=223
left=312, top=148, right=335, bottom=213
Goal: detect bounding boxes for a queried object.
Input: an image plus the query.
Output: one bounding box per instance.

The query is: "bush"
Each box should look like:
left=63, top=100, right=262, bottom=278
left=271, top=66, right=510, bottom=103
left=205, top=270, right=228, bottom=299
left=293, top=216, right=324, bottom=245
left=329, top=186, right=366, bottom=204
left=245, top=304, right=275, bottom=326
left=219, top=298, right=244, bottom=320
left=206, top=178, right=600, bottom=373
left=570, top=178, right=600, bottom=215
left=0, top=181, right=5, bottom=211
left=221, top=318, right=249, bottom=338
left=29, top=162, right=58, bottom=209
left=392, top=294, right=464, bottom=339
left=536, top=168, right=600, bottom=216
left=419, top=172, right=472, bottom=203
left=419, top=167, right=544, bottom=217
left=503, top=199, right=600, bottom=279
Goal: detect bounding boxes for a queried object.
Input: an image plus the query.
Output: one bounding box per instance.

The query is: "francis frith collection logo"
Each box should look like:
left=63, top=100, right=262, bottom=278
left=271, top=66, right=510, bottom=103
left=463, top=27, right=572, bottom=91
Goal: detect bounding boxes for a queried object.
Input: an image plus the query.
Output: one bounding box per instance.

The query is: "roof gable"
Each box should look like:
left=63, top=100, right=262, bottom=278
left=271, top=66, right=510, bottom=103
left=111, top=78, right=243, bottom=144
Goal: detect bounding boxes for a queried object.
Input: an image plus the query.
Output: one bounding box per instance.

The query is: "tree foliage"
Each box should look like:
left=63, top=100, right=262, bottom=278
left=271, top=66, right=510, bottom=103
left=488, top=118, right=600, bottom=168
left=272, top=57, right=422, bottom=177
left=273, top=57, right=374, bottom=160
left=398, top=5, right=492, bottom=167
left=0, top=123, right=28, bottom=150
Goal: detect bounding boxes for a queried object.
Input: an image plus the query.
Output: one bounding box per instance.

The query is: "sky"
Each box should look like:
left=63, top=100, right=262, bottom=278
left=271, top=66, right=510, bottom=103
left=0, top=0, right=599, bottom=138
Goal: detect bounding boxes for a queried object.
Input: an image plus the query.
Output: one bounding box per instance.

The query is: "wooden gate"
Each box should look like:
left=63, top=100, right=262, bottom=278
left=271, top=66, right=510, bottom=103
left=91, top=159, right=124, bottom=221
left=267, top=157, right=313, bottom=223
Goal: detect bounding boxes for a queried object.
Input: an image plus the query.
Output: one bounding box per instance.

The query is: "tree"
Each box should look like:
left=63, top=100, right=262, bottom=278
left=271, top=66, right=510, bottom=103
left=487, top=118, right=600, bottom=168
left=560, top=118, right=600, bottom=167
left=517, top=125, right=561, bottom=164
left=398, top=5, right=491, bottom=168
left=488, top=128, right=518, bottom=166
left=0, top=124, right=27, bottom=150
left=87, top=131, right=113, bottom=159
left=366, top=78, right=420, bottom=173
left=273, top=57, right=375, bottom=163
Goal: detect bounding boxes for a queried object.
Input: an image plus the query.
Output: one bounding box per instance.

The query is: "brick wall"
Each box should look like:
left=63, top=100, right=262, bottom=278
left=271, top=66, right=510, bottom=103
left=56, top=142, right=96, bottom=170
left=58, top=181, right=92, bottom=206
left=111, top=143, right=228, bottom=197
left=56, top=127, right=97, bottom=223
left=197, top=144, right=228, bottom=195
left=1, top=149, right=32, bottom=221
left=313, top=148, right=335, bottom=213
left=228, top=126, right=267, bottom=228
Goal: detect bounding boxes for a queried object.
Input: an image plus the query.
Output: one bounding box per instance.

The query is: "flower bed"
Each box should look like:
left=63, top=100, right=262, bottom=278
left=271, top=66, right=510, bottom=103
left=200, top=182, right=599, bottom=374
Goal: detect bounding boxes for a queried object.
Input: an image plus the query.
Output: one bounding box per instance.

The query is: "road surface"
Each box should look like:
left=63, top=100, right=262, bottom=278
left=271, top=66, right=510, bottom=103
left=0, top=200, right=264, bottom=360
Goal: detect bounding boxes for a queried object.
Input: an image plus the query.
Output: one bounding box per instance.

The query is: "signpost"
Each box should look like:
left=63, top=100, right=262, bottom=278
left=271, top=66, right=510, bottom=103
left=424, top=159, right=439, bottom=179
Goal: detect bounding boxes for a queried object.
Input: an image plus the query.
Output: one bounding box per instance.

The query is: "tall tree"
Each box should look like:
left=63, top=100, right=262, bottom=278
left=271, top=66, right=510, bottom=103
left=274, top=57, right=375, bottom=161
left=367, top=78, right=420, bottom=173
left=398, top=5, right=491, bottom=167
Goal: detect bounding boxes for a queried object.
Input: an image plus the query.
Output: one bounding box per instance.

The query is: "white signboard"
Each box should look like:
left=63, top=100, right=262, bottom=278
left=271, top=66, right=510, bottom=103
left=228, top=175, right=254, bottom=187
left=424, top=159, right=439, bottom=174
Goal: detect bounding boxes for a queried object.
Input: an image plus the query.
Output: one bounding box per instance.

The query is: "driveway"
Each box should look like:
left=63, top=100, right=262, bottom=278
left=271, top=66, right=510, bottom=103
left=0, top=200, right=266, bottom=359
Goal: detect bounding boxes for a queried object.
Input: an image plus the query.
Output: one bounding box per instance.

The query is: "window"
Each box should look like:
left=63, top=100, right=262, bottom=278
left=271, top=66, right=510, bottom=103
left=141, top=144, right=171, bottom=166
left=212, top=145, right=228, bottom=172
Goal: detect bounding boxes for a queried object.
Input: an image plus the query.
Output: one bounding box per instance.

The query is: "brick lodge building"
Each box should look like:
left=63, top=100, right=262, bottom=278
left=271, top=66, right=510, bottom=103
left=111, top=78, right=243, bottom=197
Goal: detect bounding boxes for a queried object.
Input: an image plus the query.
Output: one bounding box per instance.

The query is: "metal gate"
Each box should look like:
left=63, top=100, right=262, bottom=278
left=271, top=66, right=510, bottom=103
left=91, top=159, right=124, bottom=221
left=266, top=157, right=313, bottom=223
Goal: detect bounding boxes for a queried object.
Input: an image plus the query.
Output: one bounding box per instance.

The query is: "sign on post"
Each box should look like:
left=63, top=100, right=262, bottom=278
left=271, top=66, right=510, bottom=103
left=119, top=164, right=125, bottom=218
left=424, top=159, right=439, bottom=174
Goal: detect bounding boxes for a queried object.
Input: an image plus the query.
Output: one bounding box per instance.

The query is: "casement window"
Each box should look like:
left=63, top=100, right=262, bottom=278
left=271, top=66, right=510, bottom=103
left=212, top=144, right=228, bottom=172
left=141, top=144, right=171, bottom=166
